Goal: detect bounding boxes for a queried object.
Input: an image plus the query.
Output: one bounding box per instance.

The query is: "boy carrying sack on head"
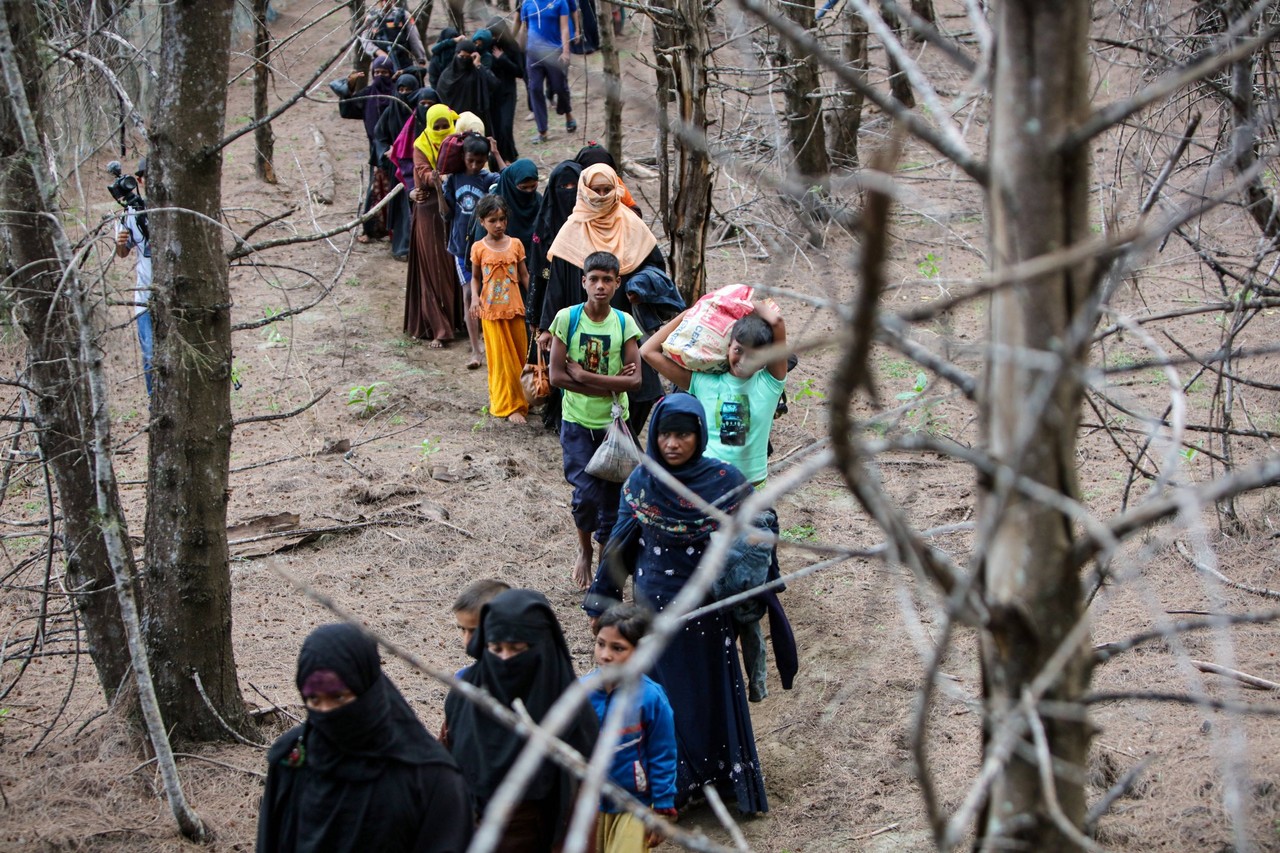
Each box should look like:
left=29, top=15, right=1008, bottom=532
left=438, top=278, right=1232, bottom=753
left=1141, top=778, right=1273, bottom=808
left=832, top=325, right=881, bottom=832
left=549, top=251, right=643, bottom=590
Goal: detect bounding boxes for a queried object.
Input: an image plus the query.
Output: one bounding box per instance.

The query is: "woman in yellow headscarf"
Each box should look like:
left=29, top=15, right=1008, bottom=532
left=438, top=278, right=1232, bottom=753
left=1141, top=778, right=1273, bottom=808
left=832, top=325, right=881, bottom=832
left=406, top=104, right=462, bottom=345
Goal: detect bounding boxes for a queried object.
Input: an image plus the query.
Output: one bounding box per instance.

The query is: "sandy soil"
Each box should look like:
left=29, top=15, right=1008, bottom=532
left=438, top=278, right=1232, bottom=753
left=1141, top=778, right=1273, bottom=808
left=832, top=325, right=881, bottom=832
left=3, top=2, right=1280, bottom=851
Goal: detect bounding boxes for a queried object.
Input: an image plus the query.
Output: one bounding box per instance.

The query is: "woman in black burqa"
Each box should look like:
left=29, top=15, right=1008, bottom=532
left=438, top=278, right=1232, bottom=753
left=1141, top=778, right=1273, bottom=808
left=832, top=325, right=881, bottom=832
left=257, top=623, right=472, bottom=853
left=443, top=589, right=598, bottom=852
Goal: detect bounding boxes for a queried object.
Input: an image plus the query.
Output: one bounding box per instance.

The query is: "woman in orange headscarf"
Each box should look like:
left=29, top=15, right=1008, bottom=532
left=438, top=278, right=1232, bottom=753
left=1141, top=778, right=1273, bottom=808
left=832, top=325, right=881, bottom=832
left=534, top=163, right=670, bottom=434
left=405, top=104, right=463, bottom=345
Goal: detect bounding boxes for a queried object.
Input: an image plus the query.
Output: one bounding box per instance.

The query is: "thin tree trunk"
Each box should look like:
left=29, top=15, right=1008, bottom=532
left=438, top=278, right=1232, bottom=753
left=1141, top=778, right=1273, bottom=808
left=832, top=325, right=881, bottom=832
left=830, top=10, right=867, bottom=165
left=880, top=1, right=914, bottom=107
left=597, top=0, right=623, bottom=165
left=652, top=14, right=674, bottom=245
left=653, top=0, right=715, bottom=303
left=253, top=0, right=276, bottom=183
left=781, top=0, right=829, bottom=181
left=145, top=0, right=248, bottom=743
left=978, top=1, right=1094, bottom=848
left=0, top=1, right=206, bottom=840
left=0, top=0, right=135, bottom=712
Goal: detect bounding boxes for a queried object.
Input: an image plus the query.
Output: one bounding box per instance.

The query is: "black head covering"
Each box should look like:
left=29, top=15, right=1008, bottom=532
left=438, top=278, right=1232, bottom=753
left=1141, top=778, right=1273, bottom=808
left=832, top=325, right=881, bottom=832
left=428, top=27, right=461, bottom=87
left=292, top=623, right=452, bottom=780
left=494, top=158, right=541, bottom=252
left=258, top=624, right=460, bottom=853
left=444, top=590, right=598, bottom=825
left=532, top=160, right=582, bottom=244
left=575, top=142, right=616, bottom=171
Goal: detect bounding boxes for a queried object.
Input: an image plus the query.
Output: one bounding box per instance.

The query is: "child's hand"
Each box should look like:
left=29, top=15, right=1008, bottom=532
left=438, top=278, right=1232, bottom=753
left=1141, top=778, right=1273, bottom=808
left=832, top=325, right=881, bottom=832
left=619, top=361, right=638, bottom=377
left=753, top=298, right=782, bottom=325
left=647, top=807, right=678, bottom=847
left=537, top=330, right=552, bottom=352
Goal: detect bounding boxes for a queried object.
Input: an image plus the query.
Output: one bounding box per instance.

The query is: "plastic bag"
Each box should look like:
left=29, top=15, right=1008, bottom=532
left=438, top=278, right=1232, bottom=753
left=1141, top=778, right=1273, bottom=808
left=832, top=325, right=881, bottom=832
left=521, top=346, right=551, bottom=410
left=662, top=284, right=772, bottom=373
left=584, top=398, right=640, bottom=483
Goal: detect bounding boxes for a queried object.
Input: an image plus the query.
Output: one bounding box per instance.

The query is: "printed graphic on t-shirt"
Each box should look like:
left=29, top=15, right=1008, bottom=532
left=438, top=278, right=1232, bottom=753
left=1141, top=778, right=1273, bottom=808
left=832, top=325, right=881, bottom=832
left=580, top=332, right=611, bottom=374
left=484, top=264, right=516, bottom=306
left=714, top=394, right=750, bottom=447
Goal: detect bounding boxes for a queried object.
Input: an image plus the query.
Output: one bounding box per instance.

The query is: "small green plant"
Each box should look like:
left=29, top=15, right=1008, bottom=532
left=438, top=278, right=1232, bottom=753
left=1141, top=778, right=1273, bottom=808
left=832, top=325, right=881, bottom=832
left=781, top=523, right=817, bottom=542
left=345, top=276, right=360, bottom=287
left=793, top=377, right=826, bottom=428
left=230, top=359, right=244, bottom=390
left=389, top=414, right=406, bottom=426
left=261, top=306, right=287, bottom=344
left=896, top=371, right=929, bottom=401
left=346, top=381, right=390, bottom=417
left=472, top=405, right=491, bottom=432
left=895, top=372, right=949, bottom=436
left=917, top=252, right=941, bottom=280
left=1180, top=442, right=1202, bottom=465
left=419, top=436, right=442, bottom=459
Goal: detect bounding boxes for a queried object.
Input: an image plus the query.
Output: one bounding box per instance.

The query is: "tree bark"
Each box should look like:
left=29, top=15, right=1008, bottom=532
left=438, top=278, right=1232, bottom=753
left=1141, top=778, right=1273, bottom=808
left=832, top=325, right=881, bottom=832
left=653, top=0, right=715, bottom=303
left=0, top=0, right=137, bottom=710
left=781, top=0, right=829, bottom=181
left=880, top=1, right=915, bottom=107
left=597, top=0, right=624, bottom=165
left=252, top=0, right=276, bottom=183
left=830, top=10, right=867, bottom=165
left=978, top=1, right=1094, bottom=848
left=144, top=0, right=248, bottom=742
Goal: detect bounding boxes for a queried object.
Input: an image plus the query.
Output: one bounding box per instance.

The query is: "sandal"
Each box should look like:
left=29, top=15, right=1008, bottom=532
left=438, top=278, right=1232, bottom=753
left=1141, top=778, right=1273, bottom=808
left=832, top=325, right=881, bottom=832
left=565, top=118, right=578, bottom=133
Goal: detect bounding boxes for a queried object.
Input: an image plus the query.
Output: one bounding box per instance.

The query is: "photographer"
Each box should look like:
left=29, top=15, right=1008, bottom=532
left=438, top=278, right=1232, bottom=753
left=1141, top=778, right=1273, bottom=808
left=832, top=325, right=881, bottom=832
left=110, top=158, right=154, bottom=396
left=359, top=0, right=426, bottom=72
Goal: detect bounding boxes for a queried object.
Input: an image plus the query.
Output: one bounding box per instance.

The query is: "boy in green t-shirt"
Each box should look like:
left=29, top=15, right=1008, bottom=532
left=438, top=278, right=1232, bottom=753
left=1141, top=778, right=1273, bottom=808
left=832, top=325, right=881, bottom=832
left=548, top=251, right=643, bottom=589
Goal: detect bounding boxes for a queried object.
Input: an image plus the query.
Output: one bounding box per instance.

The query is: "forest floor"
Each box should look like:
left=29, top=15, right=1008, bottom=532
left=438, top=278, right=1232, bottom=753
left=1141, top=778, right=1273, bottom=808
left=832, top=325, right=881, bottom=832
left=3, top=1, right=1280, bottom=851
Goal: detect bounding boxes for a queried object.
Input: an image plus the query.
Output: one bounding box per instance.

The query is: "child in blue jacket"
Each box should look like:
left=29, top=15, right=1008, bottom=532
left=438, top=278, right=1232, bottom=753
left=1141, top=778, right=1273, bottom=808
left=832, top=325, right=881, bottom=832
left=583, top=603, right=677, bottom=851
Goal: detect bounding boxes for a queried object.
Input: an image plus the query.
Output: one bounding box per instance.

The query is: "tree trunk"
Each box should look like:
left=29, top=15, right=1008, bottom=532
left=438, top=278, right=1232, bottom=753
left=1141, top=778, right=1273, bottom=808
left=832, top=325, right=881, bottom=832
left=781, top=0, right=829, bottom=181
left=597, top=0, right=623, bottom=165
left=144, top=0, right=248, bottom=742
left=978, top=1, right=1094, bottom=848
left=652, top=11, right=674, bottom=246
left=880, top=1, right=914, bottom=107
left=653, top=0, right=715, bottom=303
left=830, top=10, right=867, bottom=165
left=252, top=0, right=276, bottom=183
left=0, top=0, right=137, bottom=710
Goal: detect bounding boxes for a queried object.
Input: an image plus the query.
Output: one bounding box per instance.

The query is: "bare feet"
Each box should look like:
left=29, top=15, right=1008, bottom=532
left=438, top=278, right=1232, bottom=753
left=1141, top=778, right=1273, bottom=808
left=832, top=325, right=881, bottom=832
left=427, top=339, right=444, bottom=349
left=466, top=357, right=482, bottom=370
left=356, top=234, right=373, bottom=244
left=572, top=549, right=592, bottom=590
left=509, top=412, right=526, bottom=425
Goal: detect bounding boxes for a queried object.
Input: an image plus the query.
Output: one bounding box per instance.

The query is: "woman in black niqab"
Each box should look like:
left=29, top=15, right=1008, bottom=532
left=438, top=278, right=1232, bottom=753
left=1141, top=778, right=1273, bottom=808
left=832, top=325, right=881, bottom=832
left=257, top=623, right=472, bottom=853
left=443, top=589, right=598, bottom=852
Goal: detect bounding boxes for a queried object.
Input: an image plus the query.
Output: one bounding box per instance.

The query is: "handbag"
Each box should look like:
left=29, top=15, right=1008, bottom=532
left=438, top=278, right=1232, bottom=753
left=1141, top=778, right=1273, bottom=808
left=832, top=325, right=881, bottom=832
left=584, top=397, right=640, bottom=483
left=521, top=346, right=551, bottom=410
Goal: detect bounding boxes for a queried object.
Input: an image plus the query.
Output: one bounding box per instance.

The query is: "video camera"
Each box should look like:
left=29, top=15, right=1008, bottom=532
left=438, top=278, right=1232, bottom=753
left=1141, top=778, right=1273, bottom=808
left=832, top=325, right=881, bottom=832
left=107, top=159, right=149, bottom=243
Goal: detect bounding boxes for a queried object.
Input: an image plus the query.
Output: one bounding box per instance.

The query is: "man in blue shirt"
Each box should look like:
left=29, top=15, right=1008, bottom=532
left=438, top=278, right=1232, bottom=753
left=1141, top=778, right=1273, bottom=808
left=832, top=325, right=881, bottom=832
left=516, top=0, right=579, bottom=143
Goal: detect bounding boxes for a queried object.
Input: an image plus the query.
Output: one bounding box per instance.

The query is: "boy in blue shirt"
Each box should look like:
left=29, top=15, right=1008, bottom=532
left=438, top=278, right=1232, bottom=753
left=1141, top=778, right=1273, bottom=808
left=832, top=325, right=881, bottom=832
left=583, top=603, right=677, bottom=850
left=548, top=251, right=642, bottom=588
left=441, top=134, right=498, bottom=369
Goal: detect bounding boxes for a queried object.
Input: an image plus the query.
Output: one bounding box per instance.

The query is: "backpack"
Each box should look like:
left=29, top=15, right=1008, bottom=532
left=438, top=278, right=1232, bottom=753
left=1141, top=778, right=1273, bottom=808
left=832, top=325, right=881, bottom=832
left=437, top=131, right=481, bottom=175
left=567, top=304, right=626, bottom=354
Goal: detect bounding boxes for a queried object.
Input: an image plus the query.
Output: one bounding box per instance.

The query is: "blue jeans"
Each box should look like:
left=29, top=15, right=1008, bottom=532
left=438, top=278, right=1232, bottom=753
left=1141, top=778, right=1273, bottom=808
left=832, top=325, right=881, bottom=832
left=525, top=48, right=572, bottom=134
left=136, top=309, right=154, bottom=396
left=559, top=420, right=621, bottom=540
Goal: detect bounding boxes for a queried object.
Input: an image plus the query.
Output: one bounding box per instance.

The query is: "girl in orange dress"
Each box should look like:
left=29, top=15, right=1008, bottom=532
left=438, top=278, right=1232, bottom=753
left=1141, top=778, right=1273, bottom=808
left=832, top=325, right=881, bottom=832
left=469, top=195, right=530, bottom=423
